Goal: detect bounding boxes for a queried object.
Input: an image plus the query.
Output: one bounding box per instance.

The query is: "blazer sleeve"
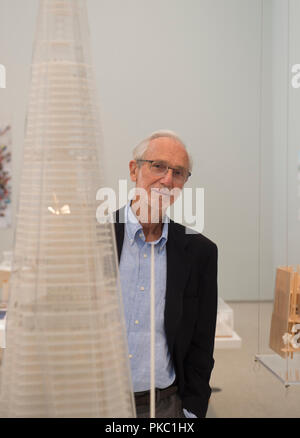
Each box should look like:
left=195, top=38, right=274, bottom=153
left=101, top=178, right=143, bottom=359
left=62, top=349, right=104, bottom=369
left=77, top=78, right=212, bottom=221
left=182, top=242, right=218, bottom=418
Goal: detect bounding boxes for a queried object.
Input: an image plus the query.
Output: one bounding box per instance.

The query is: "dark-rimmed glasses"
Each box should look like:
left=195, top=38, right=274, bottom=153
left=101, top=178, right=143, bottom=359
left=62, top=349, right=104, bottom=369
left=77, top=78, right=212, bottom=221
left=136, top=159, right=191, bottom=183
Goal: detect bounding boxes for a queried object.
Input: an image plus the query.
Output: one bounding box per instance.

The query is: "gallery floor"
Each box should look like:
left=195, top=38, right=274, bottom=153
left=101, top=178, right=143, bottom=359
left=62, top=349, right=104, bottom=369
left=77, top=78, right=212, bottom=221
left=207, top=301, right=300, bottom=418
left=0, top=301, right=300, bottom=418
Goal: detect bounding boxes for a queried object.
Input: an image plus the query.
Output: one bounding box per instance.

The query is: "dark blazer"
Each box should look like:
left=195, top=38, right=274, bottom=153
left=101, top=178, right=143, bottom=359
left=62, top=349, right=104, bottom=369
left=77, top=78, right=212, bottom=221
left=114, top=208, right=218, bottom=418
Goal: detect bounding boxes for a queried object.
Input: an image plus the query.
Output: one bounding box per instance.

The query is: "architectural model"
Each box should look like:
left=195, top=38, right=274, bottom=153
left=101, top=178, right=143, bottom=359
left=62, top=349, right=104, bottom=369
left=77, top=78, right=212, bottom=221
left=215, top=298, right=234, bottom=338
left=0, top=125, right=12, bottom=228
left=269, top=266, right=300, bottom=359
left=0, top=0, right=135, bottom=417
left=214, top=297, right=242, bottom=349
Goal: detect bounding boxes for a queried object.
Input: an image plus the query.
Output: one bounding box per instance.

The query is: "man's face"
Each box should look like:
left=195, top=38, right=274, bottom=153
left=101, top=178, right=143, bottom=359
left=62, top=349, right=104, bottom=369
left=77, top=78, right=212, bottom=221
left=129, top=137, right=190, bottom=221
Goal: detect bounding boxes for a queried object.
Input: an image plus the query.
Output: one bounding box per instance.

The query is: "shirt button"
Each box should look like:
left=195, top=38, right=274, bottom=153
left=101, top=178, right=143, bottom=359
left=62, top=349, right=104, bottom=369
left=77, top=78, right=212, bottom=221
left=135, top=320, right=139, bottom=325
left=129, top=354, right=133, bottom=359
left=143, top=254, right=147, bottom=258
left=140, top=286, right=145, bottom=291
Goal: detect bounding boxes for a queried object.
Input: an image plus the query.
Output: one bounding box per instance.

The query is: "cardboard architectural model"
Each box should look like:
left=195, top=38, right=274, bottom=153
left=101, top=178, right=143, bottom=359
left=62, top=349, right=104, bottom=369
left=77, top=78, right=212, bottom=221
left=0, top=0, right=135, bottom=417
left=269, top=266, right=300, bottom=359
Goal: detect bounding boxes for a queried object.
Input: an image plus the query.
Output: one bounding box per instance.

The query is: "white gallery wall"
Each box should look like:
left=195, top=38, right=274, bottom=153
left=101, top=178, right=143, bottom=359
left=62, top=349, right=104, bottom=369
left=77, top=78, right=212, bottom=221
left=1, top=0, right=298, bottom=301
left=270, top=0, right=300, bottom=284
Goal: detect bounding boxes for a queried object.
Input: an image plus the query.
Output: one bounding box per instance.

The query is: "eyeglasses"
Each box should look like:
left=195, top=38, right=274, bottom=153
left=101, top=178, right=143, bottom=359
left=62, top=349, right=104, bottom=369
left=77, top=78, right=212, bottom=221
left=136, top=159, right=191, bottom=182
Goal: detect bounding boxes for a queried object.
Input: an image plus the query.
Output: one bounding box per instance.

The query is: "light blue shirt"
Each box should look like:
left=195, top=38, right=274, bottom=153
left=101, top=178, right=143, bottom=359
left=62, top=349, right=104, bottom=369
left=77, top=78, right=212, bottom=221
left=119, top=202, right=197, bottom=418
left=119, top=202, right=175, bottom=392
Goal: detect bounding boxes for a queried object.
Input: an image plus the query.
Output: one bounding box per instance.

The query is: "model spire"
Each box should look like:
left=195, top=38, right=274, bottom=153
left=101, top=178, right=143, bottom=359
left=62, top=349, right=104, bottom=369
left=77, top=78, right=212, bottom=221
left=0, top=0, right=135, bottom=417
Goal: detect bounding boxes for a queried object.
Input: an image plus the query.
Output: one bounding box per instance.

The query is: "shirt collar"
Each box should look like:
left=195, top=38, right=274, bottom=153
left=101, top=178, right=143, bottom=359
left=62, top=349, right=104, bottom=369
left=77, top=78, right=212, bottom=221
left=124, top=202, right=168, bottom=249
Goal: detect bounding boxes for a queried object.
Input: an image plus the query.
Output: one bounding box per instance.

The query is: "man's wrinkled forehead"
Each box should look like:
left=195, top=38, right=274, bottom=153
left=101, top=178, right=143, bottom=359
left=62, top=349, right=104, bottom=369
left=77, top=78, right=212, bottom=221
left=144, top=137, right=189, bottom=167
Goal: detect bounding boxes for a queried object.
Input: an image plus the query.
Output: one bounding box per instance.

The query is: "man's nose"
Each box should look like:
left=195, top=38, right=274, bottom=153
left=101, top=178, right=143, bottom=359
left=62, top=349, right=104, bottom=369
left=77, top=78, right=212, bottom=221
left=159, top=168, right=174, bottom=186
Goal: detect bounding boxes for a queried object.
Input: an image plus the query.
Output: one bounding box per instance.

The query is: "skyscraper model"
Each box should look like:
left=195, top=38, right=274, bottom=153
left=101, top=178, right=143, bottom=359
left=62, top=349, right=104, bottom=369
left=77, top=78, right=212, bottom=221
left=0, top=0, right=135, bottom=417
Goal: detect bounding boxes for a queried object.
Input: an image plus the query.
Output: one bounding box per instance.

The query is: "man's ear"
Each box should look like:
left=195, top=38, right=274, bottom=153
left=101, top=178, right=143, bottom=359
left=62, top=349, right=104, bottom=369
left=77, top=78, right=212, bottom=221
left=129, top=160, right=138, bottom=182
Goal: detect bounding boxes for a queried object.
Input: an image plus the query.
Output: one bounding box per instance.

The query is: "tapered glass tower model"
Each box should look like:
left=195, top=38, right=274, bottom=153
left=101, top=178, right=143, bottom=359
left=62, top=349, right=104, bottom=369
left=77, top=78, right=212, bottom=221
left=0, top=0, right=135, bottom=418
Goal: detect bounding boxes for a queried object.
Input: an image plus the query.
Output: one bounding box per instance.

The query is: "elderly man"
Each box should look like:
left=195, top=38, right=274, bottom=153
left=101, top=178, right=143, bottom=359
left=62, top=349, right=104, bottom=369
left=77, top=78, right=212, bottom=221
left=114, top=130, right=218, bottom=418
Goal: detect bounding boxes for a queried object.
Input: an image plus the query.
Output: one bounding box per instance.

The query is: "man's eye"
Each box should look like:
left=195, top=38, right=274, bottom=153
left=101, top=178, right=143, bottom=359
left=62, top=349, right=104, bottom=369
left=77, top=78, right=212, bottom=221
left=174, top=170, right=182, bottom=177
left=153, top=163, right=165, bottom=170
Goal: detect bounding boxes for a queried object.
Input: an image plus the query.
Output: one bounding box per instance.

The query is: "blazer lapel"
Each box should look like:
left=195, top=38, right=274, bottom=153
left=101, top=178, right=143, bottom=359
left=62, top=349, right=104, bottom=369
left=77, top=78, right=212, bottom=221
left=164, top=221, right=191, bottom=355
left=114, top=207, right=125, bottom=262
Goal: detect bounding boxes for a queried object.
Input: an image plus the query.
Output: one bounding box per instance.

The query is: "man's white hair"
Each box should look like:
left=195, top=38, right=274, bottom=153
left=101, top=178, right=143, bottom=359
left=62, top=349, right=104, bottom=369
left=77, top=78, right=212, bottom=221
left=132, top=129, right=193, bottom=173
